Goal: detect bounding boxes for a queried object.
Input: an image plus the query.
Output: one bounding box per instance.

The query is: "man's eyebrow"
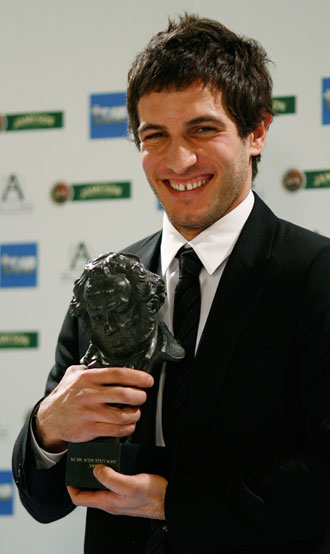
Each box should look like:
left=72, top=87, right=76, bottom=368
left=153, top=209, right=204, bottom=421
left=138, top=123, right=165, bottom=136
left=186, top=116, right=224, bottom=126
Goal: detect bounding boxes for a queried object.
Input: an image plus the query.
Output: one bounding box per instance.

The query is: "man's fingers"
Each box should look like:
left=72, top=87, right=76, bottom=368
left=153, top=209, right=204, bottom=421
left=101, top=405, right=142, bottom=424
left=81, top=367, right=154, bottom=388
left=67, top=486, right=113, bottom=508
left=88, top=386, right=148, bottom=406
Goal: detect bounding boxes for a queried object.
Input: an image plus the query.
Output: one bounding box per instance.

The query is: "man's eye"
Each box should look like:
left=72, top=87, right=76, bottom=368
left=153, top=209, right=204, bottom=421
left=142, top=132, right=165, bottom=142
left=195, top=126, right=217, bottom=134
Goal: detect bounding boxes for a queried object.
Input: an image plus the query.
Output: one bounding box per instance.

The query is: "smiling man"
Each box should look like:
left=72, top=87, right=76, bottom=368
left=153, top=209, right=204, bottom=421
left=13, top=14, right=330, bottom=554
left=137, top=84, right=267, bottom=238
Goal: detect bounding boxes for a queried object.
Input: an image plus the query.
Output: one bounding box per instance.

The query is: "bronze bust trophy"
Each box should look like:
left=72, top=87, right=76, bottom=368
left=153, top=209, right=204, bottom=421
left=65, top=252, right=184, bottom=489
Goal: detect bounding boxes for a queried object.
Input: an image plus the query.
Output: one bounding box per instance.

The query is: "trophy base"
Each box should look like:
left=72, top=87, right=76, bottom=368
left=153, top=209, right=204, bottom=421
left=66, top=438, right=168, bottom=490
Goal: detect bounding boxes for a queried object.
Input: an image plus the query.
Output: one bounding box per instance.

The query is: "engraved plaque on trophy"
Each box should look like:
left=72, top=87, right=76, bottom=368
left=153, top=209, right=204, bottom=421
left=65, top=252, right=184, bottom=489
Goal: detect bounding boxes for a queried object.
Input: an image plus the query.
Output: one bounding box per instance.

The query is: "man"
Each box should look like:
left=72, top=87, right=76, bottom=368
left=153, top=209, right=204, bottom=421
left=13, top=14, right=330, bottom=554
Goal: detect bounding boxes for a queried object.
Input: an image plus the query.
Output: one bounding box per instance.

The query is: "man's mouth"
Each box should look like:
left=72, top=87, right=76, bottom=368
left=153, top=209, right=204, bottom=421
left=164, top=175, right=212, bottom=191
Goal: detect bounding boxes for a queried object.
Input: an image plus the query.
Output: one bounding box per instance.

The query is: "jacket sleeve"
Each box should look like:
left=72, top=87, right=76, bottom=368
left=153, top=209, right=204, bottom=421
left=12, top=308, right=81, bottom=523
left=165, top=245, right=330, bottom=552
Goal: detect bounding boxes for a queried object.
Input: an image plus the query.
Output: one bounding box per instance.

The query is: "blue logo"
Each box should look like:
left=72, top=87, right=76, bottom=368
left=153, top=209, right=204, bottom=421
left=322, top=77, right=330, bottom=125
left=90, top=92, right=128, bottom=139
left=0, top=471, right=14, bottom=516
left=0, top=242, right=38, bottom=288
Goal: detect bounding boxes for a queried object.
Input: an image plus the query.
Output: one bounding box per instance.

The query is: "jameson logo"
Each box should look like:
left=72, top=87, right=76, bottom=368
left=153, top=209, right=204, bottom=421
left=72, top=181, right=130, bottom=201
left=0, top=332, right=38, bottom=349
left=282, top=168, right=330, bottom=192
left=305, top=170, right=330, bottom=189
left=0, top=111, right=63, bottom=132
left=272, top=96, right=296, bottom=115
left=51, top=181, right=131, bottom=203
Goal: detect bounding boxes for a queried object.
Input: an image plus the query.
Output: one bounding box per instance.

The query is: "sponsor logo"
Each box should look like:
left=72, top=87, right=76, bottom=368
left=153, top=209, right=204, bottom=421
left=282, top=168, right=330, bottom=191
left=0, top=242, right=38, bottom=288
left=61, top=242, right=93, bottom=282
left=50, top=181, right=73, bottom=204
left=0, top=471, right=14, bottom=516
left=0, top=174, right=33, bottom=213
left=305, top=169, right=330, bottom=189
left=90, top=92, right=128, bottom=139
left=322, top=77, right=330, bottom=125
left=0, top=111, right=63, bottom=132
left=272, top=96, right=296, bottom=115
left=51, top=181, right=131, bottom=204
left=0, top=331, right=38, bottom=348
left=282, top=169, right=306, bottom=192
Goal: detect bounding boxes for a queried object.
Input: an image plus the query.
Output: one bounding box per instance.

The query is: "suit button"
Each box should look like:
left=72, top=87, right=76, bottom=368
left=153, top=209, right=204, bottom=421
left=15, top=463, right=25, bottom=487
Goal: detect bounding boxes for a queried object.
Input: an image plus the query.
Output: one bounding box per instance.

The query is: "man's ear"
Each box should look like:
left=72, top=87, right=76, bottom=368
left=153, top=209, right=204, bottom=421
left=249, top=111, right=273, bottom=156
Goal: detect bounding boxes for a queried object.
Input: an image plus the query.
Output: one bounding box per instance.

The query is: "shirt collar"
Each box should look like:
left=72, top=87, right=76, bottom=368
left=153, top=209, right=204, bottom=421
left=160, top=190, right=254, bottom=276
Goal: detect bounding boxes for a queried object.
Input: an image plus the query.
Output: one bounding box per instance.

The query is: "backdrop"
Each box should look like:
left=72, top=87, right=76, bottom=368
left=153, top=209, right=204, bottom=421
left=1, top=0, right=329, bottom=552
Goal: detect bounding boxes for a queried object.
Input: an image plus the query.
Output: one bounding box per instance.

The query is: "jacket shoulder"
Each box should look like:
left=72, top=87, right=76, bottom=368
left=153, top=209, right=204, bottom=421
left=122, top=230, right=162, bottom=256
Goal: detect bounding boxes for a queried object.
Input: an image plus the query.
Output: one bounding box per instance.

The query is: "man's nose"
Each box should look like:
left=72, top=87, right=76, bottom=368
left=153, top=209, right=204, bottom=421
left=165, top=139, right=197, bottom=174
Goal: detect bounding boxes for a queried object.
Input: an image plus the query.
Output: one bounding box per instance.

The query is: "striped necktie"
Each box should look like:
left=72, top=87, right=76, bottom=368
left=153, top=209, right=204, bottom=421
left=162, top=246, right=203, bottom=454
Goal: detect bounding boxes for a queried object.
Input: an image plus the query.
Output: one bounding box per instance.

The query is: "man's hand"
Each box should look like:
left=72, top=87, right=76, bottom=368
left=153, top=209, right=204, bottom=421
left=35, top=365, right=154, bottom=452
left=67, top=466, right=167, bottom=520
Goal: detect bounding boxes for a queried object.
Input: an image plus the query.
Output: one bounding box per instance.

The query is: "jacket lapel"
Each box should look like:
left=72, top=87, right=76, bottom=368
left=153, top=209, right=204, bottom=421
left=178, top=195, right=279, bottom=461
left=123, top=230, right=162, bottom=274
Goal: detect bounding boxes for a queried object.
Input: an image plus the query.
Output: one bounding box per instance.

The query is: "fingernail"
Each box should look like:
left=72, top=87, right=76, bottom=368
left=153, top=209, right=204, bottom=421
left=93, top=465, right=103, bottom=477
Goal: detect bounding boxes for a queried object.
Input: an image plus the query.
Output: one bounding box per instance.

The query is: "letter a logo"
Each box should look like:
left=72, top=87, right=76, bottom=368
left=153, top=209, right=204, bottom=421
left=2, top=174, right=24, bottom=202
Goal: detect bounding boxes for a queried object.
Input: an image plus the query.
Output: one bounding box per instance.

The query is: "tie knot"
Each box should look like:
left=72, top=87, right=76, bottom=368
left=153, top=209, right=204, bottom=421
left=176, top=246, right=203, bottom=278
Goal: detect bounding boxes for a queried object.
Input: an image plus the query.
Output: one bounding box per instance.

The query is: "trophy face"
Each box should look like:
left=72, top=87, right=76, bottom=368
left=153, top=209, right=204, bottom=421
left=84, top=276, right=139, bottom=360
left=71, top=252, right=165, bottom=369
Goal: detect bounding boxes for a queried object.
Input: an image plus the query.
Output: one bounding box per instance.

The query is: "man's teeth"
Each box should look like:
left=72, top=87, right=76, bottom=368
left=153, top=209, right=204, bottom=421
left=168, top=178, right=209, bottom=191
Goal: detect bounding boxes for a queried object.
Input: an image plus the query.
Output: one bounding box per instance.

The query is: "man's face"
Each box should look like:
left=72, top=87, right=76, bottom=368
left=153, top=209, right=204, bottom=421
left=137, top=82, right=266, bottom=240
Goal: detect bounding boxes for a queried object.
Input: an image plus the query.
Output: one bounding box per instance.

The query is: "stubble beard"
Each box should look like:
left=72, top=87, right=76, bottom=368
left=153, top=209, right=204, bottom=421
left=151, top=156, right=251, bottom=235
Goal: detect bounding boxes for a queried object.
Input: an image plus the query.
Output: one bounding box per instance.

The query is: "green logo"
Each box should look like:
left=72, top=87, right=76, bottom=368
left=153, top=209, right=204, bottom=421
left=72, top=181, right=130, bottom=201
left=51, top=181, right=131, bottom=203
left=1, top=111, right=63, bottom=132
left=282, top=168, right=330, bottom=191
left=0, top=332, right=38, bottom=349
left=272, top=96, right=296, bottom=115
left=305, top=170, right=330, bottom=189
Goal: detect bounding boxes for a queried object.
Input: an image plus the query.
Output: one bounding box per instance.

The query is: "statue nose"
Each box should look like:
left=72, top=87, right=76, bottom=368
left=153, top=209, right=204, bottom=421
left=104, top=316, right=116, bottom=333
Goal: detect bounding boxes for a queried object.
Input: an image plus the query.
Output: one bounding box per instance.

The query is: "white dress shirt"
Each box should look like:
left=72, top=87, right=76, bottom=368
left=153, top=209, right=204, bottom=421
left=32, top=191, right=255, bottom=463
left=155, top=191, right=254, bottom=444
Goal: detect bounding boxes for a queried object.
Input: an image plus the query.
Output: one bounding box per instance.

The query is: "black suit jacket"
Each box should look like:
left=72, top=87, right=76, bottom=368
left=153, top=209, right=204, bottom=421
left=12, top=194, right=330, bottom=554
